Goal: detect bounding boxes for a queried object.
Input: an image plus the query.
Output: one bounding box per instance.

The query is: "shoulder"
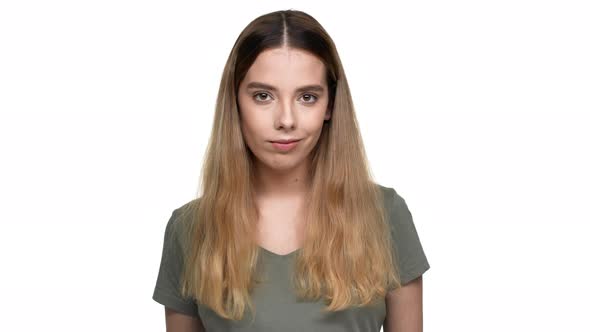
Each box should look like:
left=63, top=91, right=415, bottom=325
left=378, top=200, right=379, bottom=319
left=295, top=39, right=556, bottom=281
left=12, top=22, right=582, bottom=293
left=165, top=197, right=201, bottom=241
left=375, top=183, right=414, bottom=230
left=377, top=183, right=430, bottom=286
left=376, top=183, right=405, bottom=211
left=173, top=198, right=200, bottom=222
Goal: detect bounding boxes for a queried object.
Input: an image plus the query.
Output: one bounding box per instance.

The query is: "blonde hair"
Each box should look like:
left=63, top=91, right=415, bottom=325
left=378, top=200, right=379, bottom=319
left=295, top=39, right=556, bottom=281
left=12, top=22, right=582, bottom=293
left=179, top=9, right=402, bottom=321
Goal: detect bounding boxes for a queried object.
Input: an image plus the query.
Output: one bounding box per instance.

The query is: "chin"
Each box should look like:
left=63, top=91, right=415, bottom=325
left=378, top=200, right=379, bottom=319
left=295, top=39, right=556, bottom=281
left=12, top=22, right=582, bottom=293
left=267, top=158, right=301, bottom=169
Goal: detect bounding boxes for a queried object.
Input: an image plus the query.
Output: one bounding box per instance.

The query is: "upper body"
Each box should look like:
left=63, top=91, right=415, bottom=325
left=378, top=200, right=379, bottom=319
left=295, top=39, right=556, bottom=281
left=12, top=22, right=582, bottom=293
left=153, top=184, right=430, bottom=331
left=153, top=9, right=430, bottom=331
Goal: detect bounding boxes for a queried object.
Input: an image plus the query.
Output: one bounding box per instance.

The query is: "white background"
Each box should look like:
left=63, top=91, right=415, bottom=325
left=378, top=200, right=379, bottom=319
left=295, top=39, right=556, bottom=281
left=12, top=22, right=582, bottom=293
left=1, top=1, right=588, bottom=331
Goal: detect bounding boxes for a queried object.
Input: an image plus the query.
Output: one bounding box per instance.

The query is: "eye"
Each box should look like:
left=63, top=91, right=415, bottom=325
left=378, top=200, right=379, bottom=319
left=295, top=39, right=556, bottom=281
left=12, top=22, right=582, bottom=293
left=253, top=92, right=273, bottom=103
left=252, top=92, right=319, bottom=104
left=300, top=93, right=318, bottom=104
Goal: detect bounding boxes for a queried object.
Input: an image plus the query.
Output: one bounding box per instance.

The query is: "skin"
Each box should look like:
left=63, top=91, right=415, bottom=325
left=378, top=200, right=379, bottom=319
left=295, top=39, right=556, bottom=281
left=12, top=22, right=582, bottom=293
left=165, top=46, right=424, bottom=331
left=237, top=46, right=332, bottom=200
left=236, top=46, right=332, bottom=255
left=164, top=46, right=331, bottom=331
left=384, top=276, right=424, bottom=332
left=165, top=307, right=205, bottom=332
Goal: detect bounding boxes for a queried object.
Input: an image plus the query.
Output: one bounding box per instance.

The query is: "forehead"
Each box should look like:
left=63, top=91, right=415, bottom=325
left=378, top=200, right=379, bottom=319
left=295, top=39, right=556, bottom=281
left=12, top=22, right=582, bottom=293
left=243, top=47, right=327, bottom=87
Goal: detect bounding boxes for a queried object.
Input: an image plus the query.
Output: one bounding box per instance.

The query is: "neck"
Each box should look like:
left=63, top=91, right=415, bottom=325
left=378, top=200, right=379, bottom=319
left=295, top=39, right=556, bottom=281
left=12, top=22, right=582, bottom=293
left=252, top=157, right=312, bottom=199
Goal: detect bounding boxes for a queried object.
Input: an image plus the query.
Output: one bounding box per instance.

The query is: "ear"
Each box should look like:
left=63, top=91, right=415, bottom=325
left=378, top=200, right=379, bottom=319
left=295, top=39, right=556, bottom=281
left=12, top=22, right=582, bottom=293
left=324, top=107, right=332, bottom=121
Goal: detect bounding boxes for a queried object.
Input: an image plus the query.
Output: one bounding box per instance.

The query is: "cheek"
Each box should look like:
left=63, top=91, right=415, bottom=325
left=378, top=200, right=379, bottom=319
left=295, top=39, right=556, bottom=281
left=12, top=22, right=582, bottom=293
left=241, top=111, right=267, bottom=134
left=303, top=110, right=328, bottom=132
left=239, top=110, right=269, bottom=147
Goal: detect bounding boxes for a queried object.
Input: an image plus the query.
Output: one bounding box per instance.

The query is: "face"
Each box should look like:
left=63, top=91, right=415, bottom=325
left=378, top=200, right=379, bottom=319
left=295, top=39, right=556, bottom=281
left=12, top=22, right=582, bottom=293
left=237, top=47, right=331, bottom=173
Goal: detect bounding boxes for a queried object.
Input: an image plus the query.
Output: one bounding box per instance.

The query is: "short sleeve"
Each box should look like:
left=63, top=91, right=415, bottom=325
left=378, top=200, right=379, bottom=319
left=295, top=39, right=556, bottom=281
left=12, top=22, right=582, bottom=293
left=384, top=186, right=431, bottom=287
left=152, top=208, right=200, bottom=317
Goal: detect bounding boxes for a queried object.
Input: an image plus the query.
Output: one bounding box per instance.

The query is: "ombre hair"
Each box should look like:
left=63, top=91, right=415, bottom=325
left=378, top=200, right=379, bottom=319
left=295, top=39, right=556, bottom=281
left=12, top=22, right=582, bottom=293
left=178, top=9, right=402, bottom=321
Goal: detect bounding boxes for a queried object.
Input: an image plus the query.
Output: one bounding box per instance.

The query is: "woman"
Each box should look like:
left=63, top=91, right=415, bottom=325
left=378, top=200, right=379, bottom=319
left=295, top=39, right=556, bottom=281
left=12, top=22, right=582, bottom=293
left=152, top=9, right=430, bottom=332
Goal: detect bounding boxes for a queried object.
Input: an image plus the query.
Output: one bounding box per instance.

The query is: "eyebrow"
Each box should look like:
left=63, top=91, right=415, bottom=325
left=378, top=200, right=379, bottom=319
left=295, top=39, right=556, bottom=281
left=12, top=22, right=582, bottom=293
left=246, top=81, right=325, bottom=93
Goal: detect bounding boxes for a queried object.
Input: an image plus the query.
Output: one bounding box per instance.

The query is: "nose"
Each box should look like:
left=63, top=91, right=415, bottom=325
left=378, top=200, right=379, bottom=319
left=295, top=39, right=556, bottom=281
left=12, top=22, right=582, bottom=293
left=276, top=99, right=296, bottom=130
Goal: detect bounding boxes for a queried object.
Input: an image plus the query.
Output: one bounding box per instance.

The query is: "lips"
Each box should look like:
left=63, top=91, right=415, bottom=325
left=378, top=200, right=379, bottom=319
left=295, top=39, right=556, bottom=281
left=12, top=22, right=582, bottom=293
left=270, top=138, right=301, bottom=143
left=271, top=139, right=300, bottom=152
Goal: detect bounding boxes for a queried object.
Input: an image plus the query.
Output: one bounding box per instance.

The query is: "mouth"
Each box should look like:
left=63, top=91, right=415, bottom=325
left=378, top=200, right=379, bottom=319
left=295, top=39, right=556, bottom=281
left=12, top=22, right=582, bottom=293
left=270, top=138, right=302, bottom=144
left=269, top=139, right=301, bottom=151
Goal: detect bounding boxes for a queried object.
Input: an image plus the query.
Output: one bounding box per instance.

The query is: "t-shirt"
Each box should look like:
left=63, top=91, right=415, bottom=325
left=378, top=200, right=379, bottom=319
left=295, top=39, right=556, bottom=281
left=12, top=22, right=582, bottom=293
left=152, top=184, right=430, bottom=331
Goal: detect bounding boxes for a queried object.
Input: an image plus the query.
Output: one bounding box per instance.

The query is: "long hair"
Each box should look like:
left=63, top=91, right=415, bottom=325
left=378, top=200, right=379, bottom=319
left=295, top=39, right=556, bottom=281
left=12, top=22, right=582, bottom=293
left=179, top=9, right=402, bottom=321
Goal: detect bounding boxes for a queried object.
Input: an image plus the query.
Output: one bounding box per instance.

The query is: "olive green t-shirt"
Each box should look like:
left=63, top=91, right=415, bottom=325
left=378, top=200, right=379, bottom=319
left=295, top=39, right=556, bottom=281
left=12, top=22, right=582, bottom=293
left=152, top=184, right=430, bottom=331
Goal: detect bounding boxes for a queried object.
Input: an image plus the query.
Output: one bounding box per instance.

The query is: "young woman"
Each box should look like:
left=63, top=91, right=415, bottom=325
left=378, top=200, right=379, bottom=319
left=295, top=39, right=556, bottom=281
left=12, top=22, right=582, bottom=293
left=152, top=9, right=430, bottom=332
